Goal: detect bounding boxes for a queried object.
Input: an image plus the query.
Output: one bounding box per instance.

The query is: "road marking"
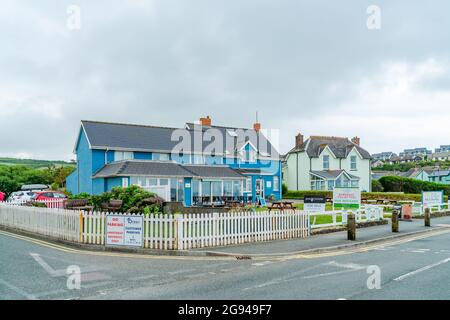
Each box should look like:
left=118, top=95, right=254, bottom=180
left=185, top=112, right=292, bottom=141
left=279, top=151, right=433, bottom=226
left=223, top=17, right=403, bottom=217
left=168, top=268, right=197, bottom=275
left=0, top=279, right=38, bottom=300
left=326, top=261, right=366, bottom=270
left=394, top=257, right=450, bottom=281
left=129, top=274, right=157, bottom=281
left=0, top=230, right=232, bottom=261
left=302, top=268, right=360, bottom=279
left=30, top=253, right=60, bottom=277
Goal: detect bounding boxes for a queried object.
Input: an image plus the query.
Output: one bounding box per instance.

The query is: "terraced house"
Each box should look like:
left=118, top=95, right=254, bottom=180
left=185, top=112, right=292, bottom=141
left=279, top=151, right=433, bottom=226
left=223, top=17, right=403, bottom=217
left=66, top=117, right=282, bottom=207
left=285, top=134, right=372, bottom=192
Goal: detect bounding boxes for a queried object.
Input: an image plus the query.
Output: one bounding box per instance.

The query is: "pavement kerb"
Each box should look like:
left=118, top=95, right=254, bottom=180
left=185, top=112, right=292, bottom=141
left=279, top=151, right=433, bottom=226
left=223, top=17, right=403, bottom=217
left=199, top=225, right=450, bottom=258
left=1, top=224, right=450, bottom=260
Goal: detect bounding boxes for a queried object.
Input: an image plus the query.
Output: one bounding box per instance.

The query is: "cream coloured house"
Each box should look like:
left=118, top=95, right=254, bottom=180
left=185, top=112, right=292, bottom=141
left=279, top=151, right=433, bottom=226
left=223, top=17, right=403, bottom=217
left=285, top=134, right=372, bottom=192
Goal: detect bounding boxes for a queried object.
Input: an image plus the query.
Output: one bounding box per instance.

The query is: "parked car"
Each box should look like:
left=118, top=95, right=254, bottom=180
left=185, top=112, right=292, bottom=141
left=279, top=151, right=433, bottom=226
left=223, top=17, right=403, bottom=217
left=0, top=191, right=5, bottom=202
left=31, top=191, right=68, bottom=202
left=7, top=191, right=36, bottom=203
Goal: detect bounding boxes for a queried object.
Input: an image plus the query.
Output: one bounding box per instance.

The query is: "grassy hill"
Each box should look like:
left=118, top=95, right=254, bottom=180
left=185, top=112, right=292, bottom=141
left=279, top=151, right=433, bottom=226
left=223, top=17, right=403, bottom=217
left=0, top=157, right=75, bottom=169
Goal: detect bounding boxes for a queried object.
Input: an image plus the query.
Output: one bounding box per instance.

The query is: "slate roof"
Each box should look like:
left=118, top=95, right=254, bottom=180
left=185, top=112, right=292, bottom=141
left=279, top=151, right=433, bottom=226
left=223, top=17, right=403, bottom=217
left=80, top=120, right=279, bottom=158
left=182, top=165, right=246, bottom=179
left=310, top=170, right=360, bottom=180
left=429, top=170, right=450, bottom=177
left=93, top=161, right=194, bottom=178
left=93, top=161, right=245, bottom=179
left=289, top=136, right=371, bottom=159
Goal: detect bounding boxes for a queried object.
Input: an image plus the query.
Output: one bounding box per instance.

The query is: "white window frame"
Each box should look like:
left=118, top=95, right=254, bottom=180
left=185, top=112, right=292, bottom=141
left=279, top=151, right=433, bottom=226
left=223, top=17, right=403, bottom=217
left=323, top=155, right=330, bottom=170
left=350, top=155, right=357, bottom=171
left=115, top=151, right=134, bottom=161
left=273, top=176, right=279, bottom=191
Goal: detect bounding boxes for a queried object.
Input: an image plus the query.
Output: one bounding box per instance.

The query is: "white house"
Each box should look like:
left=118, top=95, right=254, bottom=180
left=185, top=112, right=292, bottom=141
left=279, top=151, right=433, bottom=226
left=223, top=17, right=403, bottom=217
left=285, top=134, right=372, bottom=192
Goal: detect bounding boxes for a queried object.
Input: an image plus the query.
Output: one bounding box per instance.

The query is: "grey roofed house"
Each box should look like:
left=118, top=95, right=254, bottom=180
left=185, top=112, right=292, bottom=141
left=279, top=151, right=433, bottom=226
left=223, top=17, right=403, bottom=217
left=81, top=120, right=279, bottom=158
left=310, top=170, right=360, bottom=180
left=93, top=160, right=245, bottom=179
left=289, top=136, right=371, bottom=159
left=429, top=170, right=450, bottom=177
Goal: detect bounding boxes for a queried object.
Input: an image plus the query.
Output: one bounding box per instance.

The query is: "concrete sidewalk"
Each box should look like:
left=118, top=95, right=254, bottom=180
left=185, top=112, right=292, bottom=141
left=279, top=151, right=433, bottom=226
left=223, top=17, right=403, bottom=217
left=195, top=216, right=450, bottom=257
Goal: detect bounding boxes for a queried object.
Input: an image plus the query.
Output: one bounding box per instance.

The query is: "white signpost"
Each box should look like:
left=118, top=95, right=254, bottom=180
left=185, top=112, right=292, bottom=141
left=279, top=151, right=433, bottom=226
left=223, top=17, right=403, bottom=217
left=106, top=215, right=143, bottom=247
left=422, top=191, right=444, bottom=209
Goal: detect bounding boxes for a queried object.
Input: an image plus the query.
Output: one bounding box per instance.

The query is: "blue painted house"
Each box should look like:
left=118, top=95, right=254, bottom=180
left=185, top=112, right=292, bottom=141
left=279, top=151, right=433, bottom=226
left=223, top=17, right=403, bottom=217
left=66, top=117, right=282, bottom=206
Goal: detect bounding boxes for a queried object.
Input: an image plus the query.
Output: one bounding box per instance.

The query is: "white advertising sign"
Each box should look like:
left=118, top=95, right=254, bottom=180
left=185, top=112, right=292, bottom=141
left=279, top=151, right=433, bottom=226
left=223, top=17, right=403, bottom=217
left=333, top=188, right=361, bottom=209
left=106, top=215, right=143, bottom=247
left=422, top=191, right=444, bottom=208
left=304, top=203, right=326, bottom=213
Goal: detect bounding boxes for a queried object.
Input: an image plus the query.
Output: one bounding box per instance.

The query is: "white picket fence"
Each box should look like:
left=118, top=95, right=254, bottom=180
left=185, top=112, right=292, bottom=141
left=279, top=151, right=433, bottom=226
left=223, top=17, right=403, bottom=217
left=309, top=206, right=384, bottom=229
left=0, top=202, right=80, bottom=241
left=81, top=210, right=310, bottom=250
left=3, top=199, right=65, bottom=209
left=0, top=202, right=387, bottom=251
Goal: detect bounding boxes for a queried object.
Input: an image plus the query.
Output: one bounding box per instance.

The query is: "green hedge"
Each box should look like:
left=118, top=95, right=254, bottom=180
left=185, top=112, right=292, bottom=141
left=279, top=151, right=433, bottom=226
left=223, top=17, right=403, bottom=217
left=283, top=190, right=448, bottom=202
left=379, top=176, right=450, bottom=195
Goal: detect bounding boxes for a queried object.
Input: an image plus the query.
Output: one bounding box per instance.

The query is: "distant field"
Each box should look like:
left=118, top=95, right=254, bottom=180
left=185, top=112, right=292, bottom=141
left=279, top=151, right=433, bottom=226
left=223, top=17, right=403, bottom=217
left=0, top=157, right=75, bottom=169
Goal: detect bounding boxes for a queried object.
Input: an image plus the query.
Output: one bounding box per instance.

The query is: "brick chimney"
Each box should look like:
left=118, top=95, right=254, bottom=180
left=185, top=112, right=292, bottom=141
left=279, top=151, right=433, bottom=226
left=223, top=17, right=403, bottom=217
left=295, top=133, right=304, bottom=148
left=199, top=116, right=212, bottom=126
left=253, top=122, right=261, bottom=132
left=351, top=136, right=360, bottom=146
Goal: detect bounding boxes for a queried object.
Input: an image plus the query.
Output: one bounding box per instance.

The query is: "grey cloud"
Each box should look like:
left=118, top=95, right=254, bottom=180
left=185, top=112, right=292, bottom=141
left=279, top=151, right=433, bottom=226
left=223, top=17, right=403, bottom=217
left=0, top=0, right=449, bottom=159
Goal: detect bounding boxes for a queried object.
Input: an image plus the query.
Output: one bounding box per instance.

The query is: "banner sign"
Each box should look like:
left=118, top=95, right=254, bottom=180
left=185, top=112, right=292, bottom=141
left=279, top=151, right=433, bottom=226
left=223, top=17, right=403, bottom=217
left=106, top=215, right=143, bottom=247
left=422, top=191, right=444, bottom=208
left=333, top=188, right=361, bottom=209
left=304, top=195, right=326, bottom=213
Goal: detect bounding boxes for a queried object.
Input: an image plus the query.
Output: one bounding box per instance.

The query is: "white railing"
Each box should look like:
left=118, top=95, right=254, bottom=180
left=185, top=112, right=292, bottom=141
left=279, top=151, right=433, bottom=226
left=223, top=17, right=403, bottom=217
left=0, top=202, right=80, bottom=242
left=81, top=210, right=310, bottom=250
left=309, top=206, right=384, bottom=230
left=2, top=199, right=65, bottom=209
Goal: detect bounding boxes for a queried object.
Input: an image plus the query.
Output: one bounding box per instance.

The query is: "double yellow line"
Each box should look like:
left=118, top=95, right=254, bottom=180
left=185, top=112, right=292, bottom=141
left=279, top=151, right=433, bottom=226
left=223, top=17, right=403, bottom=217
left=2, top=227, right=449, bottom=262
left=0, top=230, right=230, bottom=261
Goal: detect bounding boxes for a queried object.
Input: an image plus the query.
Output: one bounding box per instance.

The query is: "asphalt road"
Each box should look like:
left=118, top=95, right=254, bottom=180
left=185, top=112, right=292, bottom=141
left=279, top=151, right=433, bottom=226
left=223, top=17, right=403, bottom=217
left=1, top=229, right=450, bottom=300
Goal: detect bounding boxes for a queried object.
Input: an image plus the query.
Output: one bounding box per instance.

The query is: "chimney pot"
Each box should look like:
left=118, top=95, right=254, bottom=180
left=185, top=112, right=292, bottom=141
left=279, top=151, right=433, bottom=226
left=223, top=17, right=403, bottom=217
left=199, top=116, right=212, bottom=126
left=295, top=133, right=304, bottom=148
left=351, top=136, right=360, bottom=146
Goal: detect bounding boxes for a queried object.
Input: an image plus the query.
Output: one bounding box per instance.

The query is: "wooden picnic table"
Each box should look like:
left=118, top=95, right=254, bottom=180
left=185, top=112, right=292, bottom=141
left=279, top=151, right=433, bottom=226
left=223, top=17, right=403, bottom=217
left=225, top=200, right=241, bottom=208
left=268, top=201, right=295, bottom=212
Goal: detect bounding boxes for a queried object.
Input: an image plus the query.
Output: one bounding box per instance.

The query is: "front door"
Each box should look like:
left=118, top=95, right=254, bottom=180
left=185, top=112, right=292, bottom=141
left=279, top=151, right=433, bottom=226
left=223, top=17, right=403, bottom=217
left=255, top=179, right=265, bottom=201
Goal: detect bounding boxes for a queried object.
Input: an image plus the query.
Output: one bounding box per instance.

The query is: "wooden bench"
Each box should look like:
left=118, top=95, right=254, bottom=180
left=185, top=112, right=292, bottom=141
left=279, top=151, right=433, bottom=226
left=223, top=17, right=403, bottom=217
left=101, top=200, right=123, bottom=212
left=64, top=199, right=94, bottom=211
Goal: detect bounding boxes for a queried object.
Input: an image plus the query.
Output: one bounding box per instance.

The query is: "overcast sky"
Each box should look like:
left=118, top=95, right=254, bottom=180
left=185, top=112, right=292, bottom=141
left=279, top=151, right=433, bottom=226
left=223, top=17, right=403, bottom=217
left=1, top=0, right=450, bottom=161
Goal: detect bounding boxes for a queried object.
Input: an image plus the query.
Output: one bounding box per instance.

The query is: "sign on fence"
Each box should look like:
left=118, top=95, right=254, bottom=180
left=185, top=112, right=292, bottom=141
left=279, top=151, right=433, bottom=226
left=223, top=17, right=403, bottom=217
left=106, top=215, right=143, bottom=247
left=422, top=191, right=444, bottom=208
left=333, top=188, right=361, bottom=209
left=304, top=195, right=326, bottom=213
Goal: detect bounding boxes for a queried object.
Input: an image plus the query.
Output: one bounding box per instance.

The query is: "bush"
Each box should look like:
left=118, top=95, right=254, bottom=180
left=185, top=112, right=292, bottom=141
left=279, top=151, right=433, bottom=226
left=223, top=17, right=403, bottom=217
left=282, top=183, right=288, bottom=196
left=72, top=185, right=163, bottom=213
left=372, top=180, right=384, bottom=192
left=283, top=190, right=448, bottom=202
left=379, top=176, right=450, bottom=195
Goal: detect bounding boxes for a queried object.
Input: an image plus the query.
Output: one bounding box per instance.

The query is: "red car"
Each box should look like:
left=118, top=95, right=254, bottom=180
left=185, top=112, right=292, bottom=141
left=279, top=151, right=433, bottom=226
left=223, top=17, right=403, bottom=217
left=0, top=192, right=5, bottom=202
left=31, top=191, right=67, bottom=201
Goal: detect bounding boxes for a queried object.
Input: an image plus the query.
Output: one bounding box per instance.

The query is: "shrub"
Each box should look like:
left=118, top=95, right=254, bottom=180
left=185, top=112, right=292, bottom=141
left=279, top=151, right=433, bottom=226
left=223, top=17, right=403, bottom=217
left=371, top=180, right=384, bottom=192
left=72, top=185, right=161, bottom=213
left=282, top=183, right=288, bottom=196
left=379, top=176, right=450, bottom=195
